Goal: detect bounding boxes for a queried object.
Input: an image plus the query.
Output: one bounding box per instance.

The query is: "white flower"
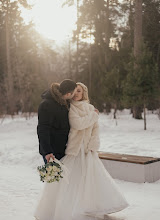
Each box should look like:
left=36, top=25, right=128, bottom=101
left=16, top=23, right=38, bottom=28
left=52, top=166, right=58, bottom=172
left=54, top=172, right=58, bottom=176
left=46, top=166, right=52, bottom=172
left=45, top=176, right=52, bottom=182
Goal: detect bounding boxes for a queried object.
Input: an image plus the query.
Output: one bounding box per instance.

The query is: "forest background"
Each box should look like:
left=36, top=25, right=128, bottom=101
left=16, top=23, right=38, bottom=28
left=0, top=0, right=160, bottom=129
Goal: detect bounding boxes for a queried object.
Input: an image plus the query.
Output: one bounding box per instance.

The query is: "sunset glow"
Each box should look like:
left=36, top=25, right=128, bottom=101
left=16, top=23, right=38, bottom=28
left=22, top=0, right=77, bottom=43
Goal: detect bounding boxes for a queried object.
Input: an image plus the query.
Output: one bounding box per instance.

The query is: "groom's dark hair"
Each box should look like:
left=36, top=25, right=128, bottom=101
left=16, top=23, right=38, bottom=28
left=59, top=79, right=77, bottom=95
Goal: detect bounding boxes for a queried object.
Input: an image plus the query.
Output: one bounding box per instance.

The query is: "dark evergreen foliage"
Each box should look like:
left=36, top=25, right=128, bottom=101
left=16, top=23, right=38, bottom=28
left=0, top=0, right=160, bottom=121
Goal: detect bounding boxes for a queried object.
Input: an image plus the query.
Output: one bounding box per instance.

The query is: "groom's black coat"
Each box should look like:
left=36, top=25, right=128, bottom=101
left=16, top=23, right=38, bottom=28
left=37, top=84, right=70, bottom=160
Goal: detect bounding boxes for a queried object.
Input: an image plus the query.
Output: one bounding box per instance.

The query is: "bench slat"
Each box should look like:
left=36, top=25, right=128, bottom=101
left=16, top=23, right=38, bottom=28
left=98, top=152, right=160, bottom=164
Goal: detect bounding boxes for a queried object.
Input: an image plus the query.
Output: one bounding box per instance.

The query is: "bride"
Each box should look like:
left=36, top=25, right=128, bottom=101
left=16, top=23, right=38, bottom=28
left=34, top=82, right=128, bottom=220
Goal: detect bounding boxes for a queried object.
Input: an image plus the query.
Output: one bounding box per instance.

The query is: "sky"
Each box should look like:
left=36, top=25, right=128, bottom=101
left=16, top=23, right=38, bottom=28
left=21, top=0, right=125, bottom=45
left=21, top=0, right=77, bottom=44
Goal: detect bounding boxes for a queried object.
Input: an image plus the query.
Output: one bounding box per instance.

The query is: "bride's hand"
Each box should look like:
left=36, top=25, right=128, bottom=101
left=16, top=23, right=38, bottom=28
left=94, top=108, right=99, bottom=114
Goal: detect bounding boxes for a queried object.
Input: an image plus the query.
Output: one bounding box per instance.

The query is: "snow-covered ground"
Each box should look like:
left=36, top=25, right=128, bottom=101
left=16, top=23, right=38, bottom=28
left=0, top=110, right=160, bottom=220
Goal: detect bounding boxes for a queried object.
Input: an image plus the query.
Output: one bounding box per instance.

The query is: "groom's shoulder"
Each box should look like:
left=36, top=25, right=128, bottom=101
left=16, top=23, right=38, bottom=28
left=38, top=98, right=57, bottom=111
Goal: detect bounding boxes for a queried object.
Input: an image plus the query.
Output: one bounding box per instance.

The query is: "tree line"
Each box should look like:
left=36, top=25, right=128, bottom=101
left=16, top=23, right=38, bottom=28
left=65, top=0, right=160, bottom=129
left=0, top=0, right=160, bottom=129
left=0, top=0, right=69, bottom=115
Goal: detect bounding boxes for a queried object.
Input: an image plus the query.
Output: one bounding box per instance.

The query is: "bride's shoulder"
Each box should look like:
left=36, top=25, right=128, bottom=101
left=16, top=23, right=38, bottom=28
left=85, top=102, right=95, bottom=111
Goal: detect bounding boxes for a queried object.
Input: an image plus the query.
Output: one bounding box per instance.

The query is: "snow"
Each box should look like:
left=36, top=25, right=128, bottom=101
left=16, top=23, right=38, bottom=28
left=99, top=110, right=160, bottom=157
left=0, top=111, right=160, bottom=220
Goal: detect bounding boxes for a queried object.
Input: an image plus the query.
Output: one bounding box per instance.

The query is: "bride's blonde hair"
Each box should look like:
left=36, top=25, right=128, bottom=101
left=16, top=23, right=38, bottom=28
left=76, top=82, right=90, bottom=103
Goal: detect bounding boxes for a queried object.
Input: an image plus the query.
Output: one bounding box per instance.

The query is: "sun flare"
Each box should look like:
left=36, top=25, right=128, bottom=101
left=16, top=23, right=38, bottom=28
left=22, top=0, right=77, bottom=44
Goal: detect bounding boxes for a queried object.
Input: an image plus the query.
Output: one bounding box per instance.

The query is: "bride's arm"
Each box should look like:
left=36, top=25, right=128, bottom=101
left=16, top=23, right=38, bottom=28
left=69, top=108, right=98, bottom=131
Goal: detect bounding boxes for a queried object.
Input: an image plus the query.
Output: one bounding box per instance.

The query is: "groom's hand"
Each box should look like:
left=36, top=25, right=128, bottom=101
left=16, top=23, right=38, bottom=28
left=45, top=153, right=55, bottom=163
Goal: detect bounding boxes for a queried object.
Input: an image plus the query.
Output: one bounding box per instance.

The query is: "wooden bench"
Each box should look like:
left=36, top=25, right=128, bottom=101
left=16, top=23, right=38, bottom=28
left=98, top=152, right=160, bottom=183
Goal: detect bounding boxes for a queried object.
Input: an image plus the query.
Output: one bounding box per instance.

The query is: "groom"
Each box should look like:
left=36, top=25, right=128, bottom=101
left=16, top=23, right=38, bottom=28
left=37, top=79, right=77, bottom=163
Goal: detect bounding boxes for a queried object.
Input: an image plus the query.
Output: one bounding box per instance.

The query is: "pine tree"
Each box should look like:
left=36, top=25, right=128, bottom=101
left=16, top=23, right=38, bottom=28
left=104, top=67, right=122, bottom=119
left=0, top=1, right=59, bottom=114
left=0, top=0, right=31, bottom=114
left=124, top=44, right=159, bottom=130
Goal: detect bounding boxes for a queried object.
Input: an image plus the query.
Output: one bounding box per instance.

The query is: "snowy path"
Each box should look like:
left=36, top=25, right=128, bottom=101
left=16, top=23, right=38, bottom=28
left=0, top=112, right=160, bottom=220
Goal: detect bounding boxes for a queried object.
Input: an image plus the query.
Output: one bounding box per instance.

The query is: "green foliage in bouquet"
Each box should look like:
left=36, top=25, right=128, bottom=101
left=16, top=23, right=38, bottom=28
left=37, top=161, right=63, bottom=183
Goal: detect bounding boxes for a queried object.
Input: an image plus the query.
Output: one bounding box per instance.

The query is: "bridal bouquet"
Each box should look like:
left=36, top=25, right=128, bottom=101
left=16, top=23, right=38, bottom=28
left=37, top=158, right=63, bottom=183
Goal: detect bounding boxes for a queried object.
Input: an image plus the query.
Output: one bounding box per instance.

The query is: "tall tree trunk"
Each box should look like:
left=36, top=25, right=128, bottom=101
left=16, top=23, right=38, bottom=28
left=129, top=0, right=133, bottom=47
left=104, top=0, right=110, bottom=67
left=133, top=0, right=142, bottom=119
left=68, top=38, right=72, bottom=78
left=113, top=103, right=118, bottom=126
left=113, top=103, right=117, bottom=119
left=88, top=10, right=92, bottom=96
left=134, top=0, right=142, bottom=58
left=157, top=42, right=160, bottom=66
left=76, top=0, right=79, bottom=78
left=143, top=103, right=147, bottom=130
left=5, top=0, right=14, bottom=114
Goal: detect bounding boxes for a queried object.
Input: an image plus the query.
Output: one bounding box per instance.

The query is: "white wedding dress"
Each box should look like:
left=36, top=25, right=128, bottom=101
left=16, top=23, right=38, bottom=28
left=34, top=144, right=128, bottom=220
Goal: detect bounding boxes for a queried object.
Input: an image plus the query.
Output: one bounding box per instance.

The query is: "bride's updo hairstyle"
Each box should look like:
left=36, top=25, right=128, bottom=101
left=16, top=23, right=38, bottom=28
left=76, top=82, right=90, bottom=103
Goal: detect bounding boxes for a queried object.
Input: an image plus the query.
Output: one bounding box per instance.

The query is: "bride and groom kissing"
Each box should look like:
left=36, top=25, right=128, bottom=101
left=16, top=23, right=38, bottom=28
left=35, top=79, right=128, bottom=220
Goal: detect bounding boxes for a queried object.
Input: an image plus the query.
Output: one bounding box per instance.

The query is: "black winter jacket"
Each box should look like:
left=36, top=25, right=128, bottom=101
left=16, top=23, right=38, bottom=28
left=37, top=84, right=70, bottom=159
